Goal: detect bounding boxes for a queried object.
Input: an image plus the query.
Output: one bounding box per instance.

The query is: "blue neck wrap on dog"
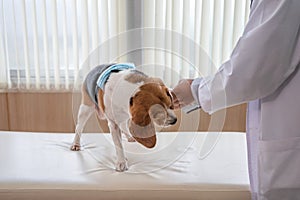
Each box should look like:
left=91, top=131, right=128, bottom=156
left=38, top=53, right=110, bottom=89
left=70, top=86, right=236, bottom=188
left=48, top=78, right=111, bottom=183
left=96, top=63, right=136, bottom=90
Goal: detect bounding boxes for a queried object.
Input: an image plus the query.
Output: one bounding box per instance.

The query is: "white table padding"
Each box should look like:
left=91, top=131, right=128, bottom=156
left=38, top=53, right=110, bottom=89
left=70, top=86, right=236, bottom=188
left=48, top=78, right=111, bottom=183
left=0, top=131, right=250, bottom=200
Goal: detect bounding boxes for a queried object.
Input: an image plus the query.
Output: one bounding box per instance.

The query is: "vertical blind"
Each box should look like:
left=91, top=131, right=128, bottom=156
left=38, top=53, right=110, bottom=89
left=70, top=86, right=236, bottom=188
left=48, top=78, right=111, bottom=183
left=0, top=0, right=250, bottom=91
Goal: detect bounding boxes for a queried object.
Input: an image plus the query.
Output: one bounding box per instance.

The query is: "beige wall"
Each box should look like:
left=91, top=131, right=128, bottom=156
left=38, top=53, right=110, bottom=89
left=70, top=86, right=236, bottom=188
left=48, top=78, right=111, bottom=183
left=0, top=92, right=246, bottom=133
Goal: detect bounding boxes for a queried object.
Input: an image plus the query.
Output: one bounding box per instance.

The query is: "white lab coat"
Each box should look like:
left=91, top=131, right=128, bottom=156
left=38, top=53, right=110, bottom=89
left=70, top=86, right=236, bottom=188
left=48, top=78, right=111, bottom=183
left=191, top=0, right=300, bottom=199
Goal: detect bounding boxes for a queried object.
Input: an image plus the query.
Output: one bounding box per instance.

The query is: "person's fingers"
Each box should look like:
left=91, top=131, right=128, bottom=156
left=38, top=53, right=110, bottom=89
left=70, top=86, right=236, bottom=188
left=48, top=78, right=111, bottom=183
left=172, top=98, right=181, bottom=110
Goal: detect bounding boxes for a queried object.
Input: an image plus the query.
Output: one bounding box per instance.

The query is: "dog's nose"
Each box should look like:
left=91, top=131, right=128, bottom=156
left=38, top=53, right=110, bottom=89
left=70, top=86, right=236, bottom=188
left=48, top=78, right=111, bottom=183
left=169, top=117, right=177, bottom=125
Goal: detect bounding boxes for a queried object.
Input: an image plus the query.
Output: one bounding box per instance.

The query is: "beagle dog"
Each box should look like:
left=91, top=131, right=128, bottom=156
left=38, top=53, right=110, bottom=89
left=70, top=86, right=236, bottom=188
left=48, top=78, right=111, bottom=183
left=70, top=63, right=177, bottom=172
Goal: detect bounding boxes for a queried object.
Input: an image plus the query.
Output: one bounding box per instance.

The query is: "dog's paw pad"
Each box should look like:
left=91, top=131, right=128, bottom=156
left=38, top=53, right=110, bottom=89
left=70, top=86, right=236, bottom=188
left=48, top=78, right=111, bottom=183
left=115, top=160, right=128, bottom=172
left=70, top=144, right=81, bottom=151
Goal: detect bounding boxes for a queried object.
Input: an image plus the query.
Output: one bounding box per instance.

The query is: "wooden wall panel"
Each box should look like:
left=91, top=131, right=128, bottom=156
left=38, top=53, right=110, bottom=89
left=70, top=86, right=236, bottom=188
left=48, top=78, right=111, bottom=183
left=7, top=92, right=75, bottom=133
left=199, top=104, right=247, bottom=132
left=3, top=92, right=246, bottom=133
left=223, top=104, right=247, bottom=131
left=0, top=93, right=9, bottom=131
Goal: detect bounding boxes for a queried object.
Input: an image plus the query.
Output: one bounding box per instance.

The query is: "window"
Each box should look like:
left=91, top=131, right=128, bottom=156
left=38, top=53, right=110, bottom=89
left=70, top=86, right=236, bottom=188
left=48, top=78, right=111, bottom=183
left=0, top=0, right=250, bottom=91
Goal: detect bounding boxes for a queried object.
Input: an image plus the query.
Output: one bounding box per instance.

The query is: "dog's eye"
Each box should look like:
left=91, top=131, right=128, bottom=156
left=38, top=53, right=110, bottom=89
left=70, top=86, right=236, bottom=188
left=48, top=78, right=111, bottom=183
left=129, top=97, right=133, bottom=106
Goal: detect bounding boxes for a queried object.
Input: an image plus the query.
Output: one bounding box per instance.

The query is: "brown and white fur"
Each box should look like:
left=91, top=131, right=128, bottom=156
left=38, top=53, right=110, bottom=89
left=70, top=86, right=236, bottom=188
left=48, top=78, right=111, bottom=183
left=70, top=67, right=177, bottom=172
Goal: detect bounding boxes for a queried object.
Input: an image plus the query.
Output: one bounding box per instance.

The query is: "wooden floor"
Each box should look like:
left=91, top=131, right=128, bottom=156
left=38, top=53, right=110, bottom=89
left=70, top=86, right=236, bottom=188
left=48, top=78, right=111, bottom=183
left=0, top=92, right=247, bottom=133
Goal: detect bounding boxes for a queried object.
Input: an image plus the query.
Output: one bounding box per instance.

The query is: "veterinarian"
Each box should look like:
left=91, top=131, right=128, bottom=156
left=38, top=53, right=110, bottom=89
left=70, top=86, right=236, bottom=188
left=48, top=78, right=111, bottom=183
left=172, top=0, right=300, bottom=199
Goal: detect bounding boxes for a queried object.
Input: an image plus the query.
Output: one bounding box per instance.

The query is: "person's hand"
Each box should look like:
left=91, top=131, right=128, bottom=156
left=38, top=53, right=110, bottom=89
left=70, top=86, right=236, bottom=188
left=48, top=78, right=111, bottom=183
left=171, top=79, right=194, bottom=109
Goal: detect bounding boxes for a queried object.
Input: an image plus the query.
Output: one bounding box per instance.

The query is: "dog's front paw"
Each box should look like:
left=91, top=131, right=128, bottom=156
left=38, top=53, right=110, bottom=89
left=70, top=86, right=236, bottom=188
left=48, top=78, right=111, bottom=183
left=70, top=144, right=81, bottom=151
left=115, top=159, right=128, bottom=172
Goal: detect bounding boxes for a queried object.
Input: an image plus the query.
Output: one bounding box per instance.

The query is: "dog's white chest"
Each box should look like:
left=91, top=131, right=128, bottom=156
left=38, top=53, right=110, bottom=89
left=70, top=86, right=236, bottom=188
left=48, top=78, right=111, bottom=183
left=103, top=71, right=142, bottom=133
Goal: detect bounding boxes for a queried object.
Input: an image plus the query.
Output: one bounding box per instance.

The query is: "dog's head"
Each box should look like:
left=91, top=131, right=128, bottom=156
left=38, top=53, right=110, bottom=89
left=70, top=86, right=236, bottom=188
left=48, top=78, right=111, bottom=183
left=128, top=78, right=177, bottom=148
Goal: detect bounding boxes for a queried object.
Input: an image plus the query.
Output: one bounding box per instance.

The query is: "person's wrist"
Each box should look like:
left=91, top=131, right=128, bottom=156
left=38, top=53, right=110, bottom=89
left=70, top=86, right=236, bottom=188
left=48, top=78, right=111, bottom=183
left=190, top=78, right=202, bottom=107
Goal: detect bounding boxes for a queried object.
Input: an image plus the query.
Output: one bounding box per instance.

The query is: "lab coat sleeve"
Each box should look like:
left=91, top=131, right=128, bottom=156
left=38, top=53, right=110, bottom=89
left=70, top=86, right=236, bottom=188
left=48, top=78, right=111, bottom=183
left=194, top=0, right=300, bottom=114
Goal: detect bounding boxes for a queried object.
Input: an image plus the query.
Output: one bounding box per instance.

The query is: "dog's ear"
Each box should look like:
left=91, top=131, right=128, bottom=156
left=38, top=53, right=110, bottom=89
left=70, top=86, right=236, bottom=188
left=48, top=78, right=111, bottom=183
left=129, top=91, right=157, bottom=148
left=128, top=118, right=156, bottom=148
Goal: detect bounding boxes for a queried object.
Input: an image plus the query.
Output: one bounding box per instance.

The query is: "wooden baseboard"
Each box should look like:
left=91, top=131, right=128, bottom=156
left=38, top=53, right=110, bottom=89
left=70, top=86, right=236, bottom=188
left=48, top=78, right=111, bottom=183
left=0, top=92, right=246, bottom=133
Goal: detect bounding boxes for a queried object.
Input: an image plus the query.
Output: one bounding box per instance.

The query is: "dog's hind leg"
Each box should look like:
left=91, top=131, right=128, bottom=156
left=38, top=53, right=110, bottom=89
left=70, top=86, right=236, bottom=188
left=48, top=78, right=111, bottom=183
left=70, top=104, right=94, bottom=151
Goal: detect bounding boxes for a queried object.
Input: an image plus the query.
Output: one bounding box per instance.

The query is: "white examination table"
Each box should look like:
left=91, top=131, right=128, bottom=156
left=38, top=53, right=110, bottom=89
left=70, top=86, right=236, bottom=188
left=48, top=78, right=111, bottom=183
left=0, top=131, right=250, bottom=200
